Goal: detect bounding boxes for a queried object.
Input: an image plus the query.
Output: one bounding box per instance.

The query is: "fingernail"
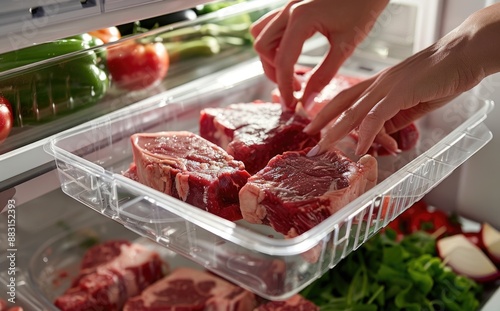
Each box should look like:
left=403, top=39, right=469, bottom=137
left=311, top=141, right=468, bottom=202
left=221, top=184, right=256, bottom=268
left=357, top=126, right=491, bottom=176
left=307, top=145, right=320, bottom=157
left=304, top=92, right=320, bottom=108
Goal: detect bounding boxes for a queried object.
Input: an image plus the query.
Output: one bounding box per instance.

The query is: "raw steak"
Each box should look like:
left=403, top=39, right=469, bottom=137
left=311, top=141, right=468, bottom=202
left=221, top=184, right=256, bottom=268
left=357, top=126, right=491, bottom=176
left=123, top=267, right=257, bottom=311
left=254, top=295, right=319, bottom=311
left=239, top=148, right=377, bottom=238
left=54, top=240, right=167, bottom=311
left=125, top=131, right=251, bottom=221
left=200, top=102, right=320, bottom=174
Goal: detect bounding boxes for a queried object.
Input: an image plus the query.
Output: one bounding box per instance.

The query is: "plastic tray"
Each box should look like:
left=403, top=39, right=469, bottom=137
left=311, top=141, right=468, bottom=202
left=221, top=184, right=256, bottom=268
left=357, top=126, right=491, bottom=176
left=45, top=58, right=494, bottom=299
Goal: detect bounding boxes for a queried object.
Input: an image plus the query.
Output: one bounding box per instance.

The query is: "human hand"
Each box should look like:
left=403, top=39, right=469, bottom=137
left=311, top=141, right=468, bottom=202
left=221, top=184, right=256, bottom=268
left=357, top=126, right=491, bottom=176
left=250, top=0, right=389, bottom=110
left=303, top=12, right=496, bottom=156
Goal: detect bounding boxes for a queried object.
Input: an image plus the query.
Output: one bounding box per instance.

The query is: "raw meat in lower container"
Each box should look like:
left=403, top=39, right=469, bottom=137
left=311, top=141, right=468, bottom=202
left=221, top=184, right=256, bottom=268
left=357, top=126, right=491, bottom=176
left=124, top=131, right=251, bottom=221
left=254, top=295, right=319, bottom=311
left=239, top=148, right=378, bottom=239
left=199, top=102, right=320, bottom=175
left=54, top=240, right=167, bottom=311
left=123, top=267, right=257, bottom=311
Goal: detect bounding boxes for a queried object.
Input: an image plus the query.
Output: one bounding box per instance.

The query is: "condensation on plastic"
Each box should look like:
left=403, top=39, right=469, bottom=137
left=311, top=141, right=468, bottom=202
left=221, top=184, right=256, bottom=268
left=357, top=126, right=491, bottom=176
left=45, top=58, right=493, bottom=299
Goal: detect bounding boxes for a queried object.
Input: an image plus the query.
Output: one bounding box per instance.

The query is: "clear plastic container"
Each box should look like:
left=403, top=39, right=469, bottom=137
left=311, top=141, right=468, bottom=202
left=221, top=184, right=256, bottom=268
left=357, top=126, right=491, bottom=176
left=45, top=57, right=494, bottom=299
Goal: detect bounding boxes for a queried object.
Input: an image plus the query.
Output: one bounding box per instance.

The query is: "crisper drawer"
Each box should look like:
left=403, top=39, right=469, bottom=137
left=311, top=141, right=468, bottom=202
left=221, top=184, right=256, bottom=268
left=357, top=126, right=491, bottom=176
left=45, top=57, right=493, bottom=299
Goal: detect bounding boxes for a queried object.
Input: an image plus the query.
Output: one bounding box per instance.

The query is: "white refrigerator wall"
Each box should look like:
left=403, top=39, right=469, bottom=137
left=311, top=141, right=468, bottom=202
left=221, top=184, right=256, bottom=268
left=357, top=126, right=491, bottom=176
left=425, top=0, right=500, bottom=227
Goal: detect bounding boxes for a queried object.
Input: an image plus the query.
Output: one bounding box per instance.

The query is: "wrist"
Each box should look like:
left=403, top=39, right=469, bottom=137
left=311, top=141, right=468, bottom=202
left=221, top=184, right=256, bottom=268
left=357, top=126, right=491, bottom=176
left=460, top=3, right=500, bottom=76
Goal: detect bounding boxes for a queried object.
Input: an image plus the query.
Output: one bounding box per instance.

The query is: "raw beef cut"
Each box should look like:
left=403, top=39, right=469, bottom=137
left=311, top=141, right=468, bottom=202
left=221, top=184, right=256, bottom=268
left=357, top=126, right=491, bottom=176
left=200, top=102, right=320, bottom=174
left=54, top=240, right=167, bottom=311
left=239, top=148, right=377, bottom=239
left=124, top=131, right=251, bottom=221
left=123, top=267, right=257, bottom=311
left=254, top=295, right=319, bottom=311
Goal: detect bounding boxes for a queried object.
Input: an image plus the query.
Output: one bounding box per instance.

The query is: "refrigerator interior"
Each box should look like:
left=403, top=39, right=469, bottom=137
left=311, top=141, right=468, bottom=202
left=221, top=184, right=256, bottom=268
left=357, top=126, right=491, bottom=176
left=1, top=0, right=500, bottom=309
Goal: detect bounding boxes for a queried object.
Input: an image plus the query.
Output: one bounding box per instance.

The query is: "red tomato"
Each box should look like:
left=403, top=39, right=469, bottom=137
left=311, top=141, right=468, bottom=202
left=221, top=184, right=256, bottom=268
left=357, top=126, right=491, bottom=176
left=0, top=96, right=13, bottom=144
left=107, top=41, right=169, bottom=91
left=88, top=27, right=121, bottom=43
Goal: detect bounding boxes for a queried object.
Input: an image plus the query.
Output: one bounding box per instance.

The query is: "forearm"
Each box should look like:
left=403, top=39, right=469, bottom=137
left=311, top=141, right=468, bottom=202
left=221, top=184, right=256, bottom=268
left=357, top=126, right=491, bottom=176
left=458, top=3, right=500, bottom=77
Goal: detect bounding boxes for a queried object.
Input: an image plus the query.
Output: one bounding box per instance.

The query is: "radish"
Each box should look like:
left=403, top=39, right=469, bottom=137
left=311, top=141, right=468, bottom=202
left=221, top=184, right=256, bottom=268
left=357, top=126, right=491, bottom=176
left=437, top=234, right=500, bottom=282
left=480, top=223, right=500, bottom=264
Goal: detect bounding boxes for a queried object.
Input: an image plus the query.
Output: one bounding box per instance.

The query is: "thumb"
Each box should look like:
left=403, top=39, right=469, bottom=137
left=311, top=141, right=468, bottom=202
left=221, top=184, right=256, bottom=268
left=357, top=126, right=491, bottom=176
left=301, top=38, right=355, bottom=108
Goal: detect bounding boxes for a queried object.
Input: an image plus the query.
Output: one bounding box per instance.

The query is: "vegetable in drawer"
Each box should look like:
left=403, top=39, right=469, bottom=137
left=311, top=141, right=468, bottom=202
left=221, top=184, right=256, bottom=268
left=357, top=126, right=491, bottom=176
left=0, top=36, right=109, bottom=126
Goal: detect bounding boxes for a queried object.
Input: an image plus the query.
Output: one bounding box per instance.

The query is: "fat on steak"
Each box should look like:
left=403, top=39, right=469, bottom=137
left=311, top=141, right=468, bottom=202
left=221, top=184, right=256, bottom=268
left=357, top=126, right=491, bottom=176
left=199, top=102, right=320, bottom=174
left=123, top=267, right=257, bottom=311
left=239, top=148, right=378, bottom=239
left=54, top=240, right=167, bottom=311
left=125, top=131, right=251, bottom=221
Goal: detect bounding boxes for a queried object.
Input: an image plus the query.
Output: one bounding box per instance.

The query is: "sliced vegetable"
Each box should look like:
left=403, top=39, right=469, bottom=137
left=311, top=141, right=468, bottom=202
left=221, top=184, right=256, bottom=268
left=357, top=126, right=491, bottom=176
left=480, top=223, right=500, bottom=264
left=437, top=234, right=500, bottom=282
left=107, top=40, right=169, bottom=91
left=0, top=96, right=13, bottom=143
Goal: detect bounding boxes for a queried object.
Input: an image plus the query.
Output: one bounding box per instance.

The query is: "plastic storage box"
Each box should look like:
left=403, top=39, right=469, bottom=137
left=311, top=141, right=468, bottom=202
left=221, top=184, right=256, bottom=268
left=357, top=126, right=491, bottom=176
left=45, top=57, right=493, bottom=299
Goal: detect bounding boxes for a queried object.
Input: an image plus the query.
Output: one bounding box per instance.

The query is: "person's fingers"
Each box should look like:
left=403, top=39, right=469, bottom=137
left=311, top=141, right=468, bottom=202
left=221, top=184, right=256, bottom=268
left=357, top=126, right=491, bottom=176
left=355, top=94, right=405, bottom=155
left=250, top=10, right=280, bottom=39
left=373, top=130, right=399, bottom=155
left=253, top=3, right=297, bottom=86
left=275, top=3, right=320, bottom=109
left=301, top=35, right=357, bottom=107
left=260, top=58, right=278, bottom=84
left=384, top=96, right=457, bottom=133
left=310, top=91, right=385, bottom=156
left=253, top=1, right=300, bottom=66
left=303, top=78, right=375, bottom=135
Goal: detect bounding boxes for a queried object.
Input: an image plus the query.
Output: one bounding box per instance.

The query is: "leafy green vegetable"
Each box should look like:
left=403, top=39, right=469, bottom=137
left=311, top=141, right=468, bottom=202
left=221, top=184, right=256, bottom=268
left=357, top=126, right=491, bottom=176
left=301, top=229, right=482, bottom=310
